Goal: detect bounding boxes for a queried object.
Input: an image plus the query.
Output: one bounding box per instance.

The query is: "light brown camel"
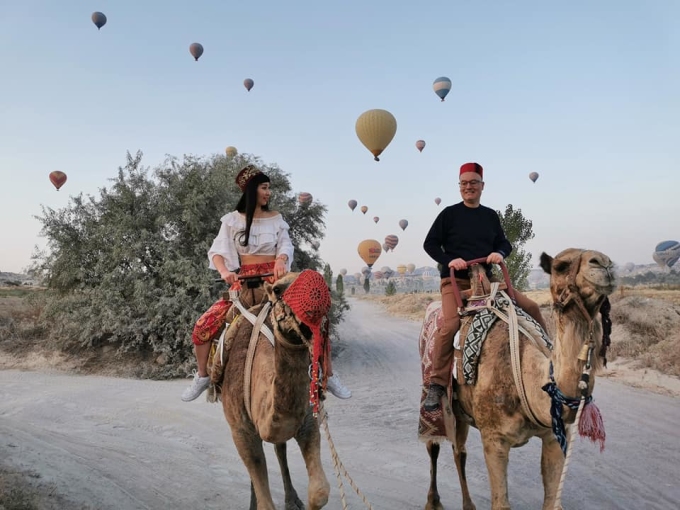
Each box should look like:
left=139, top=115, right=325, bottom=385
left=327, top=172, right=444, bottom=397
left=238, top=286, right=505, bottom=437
left=423, top=248, right=616, bottom=510
left=220, top=271, right=331, bottom=510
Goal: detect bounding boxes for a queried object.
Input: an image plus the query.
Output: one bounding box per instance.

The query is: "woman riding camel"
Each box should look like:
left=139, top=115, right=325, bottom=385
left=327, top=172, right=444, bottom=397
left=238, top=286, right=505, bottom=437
left=181, top=164, right=352, bottom=402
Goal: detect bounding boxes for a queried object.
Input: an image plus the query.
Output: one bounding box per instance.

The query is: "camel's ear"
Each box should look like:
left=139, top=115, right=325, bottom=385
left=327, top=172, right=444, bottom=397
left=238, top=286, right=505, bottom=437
left=539, top=252, right=553, bottom=274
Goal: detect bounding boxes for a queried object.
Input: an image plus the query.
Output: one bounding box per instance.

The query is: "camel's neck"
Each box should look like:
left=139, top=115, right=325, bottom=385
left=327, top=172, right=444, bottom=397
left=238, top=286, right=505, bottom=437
left=551, top=310, right=601, bottom=399
left=270, top=334, right=311, bottom=421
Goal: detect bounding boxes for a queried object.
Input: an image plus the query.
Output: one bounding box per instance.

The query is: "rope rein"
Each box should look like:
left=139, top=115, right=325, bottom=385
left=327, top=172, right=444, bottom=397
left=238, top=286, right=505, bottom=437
left=319, top=403, right=374, bottom=510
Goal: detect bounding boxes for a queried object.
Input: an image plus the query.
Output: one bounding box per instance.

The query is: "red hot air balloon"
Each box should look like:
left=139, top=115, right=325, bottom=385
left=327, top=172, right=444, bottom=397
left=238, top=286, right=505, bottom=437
left=49, top=171, right=67, bottom=191
left=244, top=78, right=254, bottom=92
left=348, top=199, right=357, bottom=211
left=298, top=192, right=313, bottom=205
left=189, top=43, right=204, bottom=61
left=416, top=140, right=426, bottom=152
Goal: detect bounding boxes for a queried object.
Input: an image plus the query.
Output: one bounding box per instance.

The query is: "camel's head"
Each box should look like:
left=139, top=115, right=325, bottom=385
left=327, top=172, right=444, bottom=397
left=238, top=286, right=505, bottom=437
left=540, top=248, right=617, bottom=315
left=264, top=270, right=332, bottom=346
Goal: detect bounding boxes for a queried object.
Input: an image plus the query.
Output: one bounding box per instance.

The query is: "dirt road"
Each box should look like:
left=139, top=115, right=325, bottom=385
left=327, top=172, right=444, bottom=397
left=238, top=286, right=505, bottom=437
left=1, top=298, right=679, bottom=509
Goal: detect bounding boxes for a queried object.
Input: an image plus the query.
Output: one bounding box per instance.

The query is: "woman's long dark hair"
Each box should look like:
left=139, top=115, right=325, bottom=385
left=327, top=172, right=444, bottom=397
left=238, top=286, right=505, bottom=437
left=235, top=172, right=271, bottom=247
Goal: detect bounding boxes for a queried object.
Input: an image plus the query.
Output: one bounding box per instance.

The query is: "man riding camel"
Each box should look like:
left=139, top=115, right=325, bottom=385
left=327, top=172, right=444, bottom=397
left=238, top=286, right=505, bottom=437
left=422, top=162, right=549, bottom=411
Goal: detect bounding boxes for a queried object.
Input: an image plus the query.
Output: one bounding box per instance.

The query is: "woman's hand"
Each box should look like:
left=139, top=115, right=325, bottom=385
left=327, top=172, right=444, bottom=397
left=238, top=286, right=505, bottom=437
left=220, top=270, right=238, bottom=284
left=274, top=258, right=287, bottom=279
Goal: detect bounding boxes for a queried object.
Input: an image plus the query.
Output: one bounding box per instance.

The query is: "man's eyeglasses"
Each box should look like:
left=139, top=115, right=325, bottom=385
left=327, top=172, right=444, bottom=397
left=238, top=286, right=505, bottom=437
left=459, top=180, right=482, bottom=188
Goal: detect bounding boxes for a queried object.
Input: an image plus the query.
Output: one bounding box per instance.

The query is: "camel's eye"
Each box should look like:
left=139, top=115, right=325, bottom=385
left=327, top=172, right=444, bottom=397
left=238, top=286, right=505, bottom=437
left=553, top=260, right=569, bottom=273
left=273, top=285, right=282, bottom=296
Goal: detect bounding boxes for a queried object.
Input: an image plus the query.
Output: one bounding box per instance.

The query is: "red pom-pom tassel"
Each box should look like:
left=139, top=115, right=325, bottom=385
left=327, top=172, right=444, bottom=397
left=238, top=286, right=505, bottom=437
left=579, top=402, right=606, bottom=452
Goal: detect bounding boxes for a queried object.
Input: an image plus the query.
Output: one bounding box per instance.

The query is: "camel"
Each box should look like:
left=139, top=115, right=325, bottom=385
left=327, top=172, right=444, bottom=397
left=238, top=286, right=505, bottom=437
left=422, top=248, right=616, bottom=510
left=219, top=271, right=331, bottom=510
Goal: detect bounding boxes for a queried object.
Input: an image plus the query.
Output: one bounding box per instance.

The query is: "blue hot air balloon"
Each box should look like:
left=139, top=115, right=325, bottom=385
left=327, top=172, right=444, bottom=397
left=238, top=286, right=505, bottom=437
left=432, top=76, right=452, bottom=102
left=653, top=240, right=680, bottom=270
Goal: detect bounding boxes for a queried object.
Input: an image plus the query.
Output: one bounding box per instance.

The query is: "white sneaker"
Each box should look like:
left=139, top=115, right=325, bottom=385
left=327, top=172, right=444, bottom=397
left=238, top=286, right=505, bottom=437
left=181, top=370, right=210, bottom=402
left=326, top=373, right=352, bottom=399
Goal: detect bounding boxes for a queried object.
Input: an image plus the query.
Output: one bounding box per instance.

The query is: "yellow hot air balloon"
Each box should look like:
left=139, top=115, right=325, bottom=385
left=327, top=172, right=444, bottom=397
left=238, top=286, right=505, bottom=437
left=396, top=264, right=407, bottom=275
left=360, top=205, right=368, bottom=214
left=355, top=109, right=397, bottom=161
left=225, top=146, right=238, bottom=157
left=357, top=239, right=382, bottom=268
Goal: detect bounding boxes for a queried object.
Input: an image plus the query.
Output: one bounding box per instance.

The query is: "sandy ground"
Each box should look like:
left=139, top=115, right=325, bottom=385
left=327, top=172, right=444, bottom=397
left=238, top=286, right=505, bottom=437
left=1, top=298, right=680, bottom=510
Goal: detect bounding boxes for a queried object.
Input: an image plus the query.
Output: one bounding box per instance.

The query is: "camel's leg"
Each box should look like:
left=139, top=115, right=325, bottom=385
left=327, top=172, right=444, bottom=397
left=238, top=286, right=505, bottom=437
left=452, top=421, right=476, bottom=510
left=274, top=442, right=304, bottom=510
left=480, top=433, right=512, bottom=510
left=540, top=435, right=565, bottom=510
left=424, top=441, right=444, bottom=510
left=232, top=431, right=275, bottom=510
left=295, top=414, right=330, bottom=510
left=249, top=482, right=257, bottom=510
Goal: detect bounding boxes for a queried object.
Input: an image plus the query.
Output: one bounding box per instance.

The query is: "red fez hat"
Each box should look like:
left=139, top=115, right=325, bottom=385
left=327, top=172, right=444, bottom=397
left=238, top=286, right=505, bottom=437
left=460, top=162, right=483, bottom=179
left=235, top=164, right=263, bottom=192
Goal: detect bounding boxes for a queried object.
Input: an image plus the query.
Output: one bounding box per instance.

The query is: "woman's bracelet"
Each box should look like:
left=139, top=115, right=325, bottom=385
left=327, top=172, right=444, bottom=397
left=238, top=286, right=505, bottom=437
left=276, top=255, right=288, bottom=262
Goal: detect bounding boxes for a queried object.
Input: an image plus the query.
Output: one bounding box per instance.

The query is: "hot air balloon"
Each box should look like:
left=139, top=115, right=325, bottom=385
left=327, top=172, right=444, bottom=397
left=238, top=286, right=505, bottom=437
left=189, top=43, right=204, bottom=61
left=49, top=171, right=67, bottom=191
left=355, top=109, right=397, bottom=161
left=382, top=243, right=389, bottom=252
left=434, top=197, right=441, bottom=206
left=399, top=219, right=408, bottom=231
left=360, top=206, right=368, bottom=215
left=653, top=240, right=680, bottom=270
left=407, top=263, right=416, bottom=273
left=373, top=216, right=379, bottom=224
left=416, top=140, right=426, bottom=153
left=243, top=78, right=254, bottom=92
left=348, top=199, right=357, bottom=212
left=384, top=234, right=399, bottom=251
left=358, top=239, right=382, bottom=268
left=397, top=264, right=407, bottom=275
left=298, top=192, right=313, bottom=205
left=432, top=76, right=452, bottom=102
left=354, top=272, right=361, bottom=281
left=623, top=262, right=635, bottom=272
left=339, top=268, right=347, bottom=276
left=311, top=240, right=320, bottom=250
left=91, top=12, right=107, bottom=30
left=382, top=267, right=394, bottom=279
left=529, top=172, right=539, bottom=183
left=373, top=271, right=384, bottom=280
left=225, top=146, right=238, bottom=157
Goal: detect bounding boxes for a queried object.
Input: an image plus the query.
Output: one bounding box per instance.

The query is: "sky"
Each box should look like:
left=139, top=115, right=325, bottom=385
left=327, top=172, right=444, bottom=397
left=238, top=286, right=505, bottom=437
left=1, top=1, right=678, bottom=276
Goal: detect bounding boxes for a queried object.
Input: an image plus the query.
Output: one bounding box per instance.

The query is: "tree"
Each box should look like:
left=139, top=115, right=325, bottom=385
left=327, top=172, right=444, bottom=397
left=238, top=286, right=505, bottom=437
left=30, top=150, right=342, bottom=377
left=323, top=263, right=333, bottom=287
left=363, top=278, right=370, bottom=294
left=385, top=280, right=396, bottom=296
left=335, top=274, right=344, bottom=294
left=496, top=204, right=535, bottom=291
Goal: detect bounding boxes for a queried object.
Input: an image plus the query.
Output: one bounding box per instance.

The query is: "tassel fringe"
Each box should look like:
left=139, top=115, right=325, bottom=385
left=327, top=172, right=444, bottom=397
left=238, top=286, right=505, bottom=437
left=578, top=402, right=606, bottom=452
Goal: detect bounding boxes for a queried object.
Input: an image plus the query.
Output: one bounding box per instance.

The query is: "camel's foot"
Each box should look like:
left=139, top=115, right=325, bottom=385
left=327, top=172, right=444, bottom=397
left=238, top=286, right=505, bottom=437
left=284, top=491, right=304, bottom=510
left=543, top=504, right=562, bottom=510
left=307, top=483, right=330, bottom=510
left=424, top=497, right=444, bottom=510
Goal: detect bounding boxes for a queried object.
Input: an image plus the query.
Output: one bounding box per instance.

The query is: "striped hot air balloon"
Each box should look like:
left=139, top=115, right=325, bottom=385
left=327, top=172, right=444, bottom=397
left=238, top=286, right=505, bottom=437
left=432, top=76, right=452, bottom=101
left=298, top=192, right=313, bottom=205
left=384, top=234, right=399, bottom=251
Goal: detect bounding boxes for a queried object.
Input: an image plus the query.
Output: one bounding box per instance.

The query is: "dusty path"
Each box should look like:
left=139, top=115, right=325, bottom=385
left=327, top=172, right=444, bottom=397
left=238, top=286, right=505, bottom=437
left=1, top=298, right=679, bottom=509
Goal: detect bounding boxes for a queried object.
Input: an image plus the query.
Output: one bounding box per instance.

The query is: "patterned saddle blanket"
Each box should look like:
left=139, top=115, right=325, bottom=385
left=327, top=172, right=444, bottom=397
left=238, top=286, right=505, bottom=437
left=417, top=292, right=552, bottom=443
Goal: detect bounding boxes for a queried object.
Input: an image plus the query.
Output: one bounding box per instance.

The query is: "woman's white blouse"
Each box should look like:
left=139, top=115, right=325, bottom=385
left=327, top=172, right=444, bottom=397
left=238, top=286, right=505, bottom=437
left=207, top=211, right=294, bottom=272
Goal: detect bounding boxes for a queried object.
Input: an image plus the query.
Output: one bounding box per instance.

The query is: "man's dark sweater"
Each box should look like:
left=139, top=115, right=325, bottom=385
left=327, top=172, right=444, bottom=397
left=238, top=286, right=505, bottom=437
left=423, top=202, right=513, bottom=279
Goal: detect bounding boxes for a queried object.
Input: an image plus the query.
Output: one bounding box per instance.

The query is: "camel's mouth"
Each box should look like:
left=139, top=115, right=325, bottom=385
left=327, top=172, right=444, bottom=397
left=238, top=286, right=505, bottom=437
left=582, top=266, right=617, bottom=296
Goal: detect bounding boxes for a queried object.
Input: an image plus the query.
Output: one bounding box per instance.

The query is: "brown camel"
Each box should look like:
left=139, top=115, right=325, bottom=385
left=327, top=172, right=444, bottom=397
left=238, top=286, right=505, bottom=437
left=220, top=271, right=331, bottom=510
left=423, top=248, right=616, bottom=510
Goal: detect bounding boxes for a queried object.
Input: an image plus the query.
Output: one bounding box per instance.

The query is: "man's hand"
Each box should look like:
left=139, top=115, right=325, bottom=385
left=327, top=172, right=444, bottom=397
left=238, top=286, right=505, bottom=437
left=487, top=252, right=504, bottom=265
left=447, top=258, right=467, bottom=271
left=220, top=270, right=238, bottom=284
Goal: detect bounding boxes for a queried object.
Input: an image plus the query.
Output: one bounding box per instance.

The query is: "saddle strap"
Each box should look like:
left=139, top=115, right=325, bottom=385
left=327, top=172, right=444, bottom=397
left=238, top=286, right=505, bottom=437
left=244, top=302, right=272, bottom=422
left=501, top=296, right=546, bottom=428
left=229, top=290, right=275, bottom=346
